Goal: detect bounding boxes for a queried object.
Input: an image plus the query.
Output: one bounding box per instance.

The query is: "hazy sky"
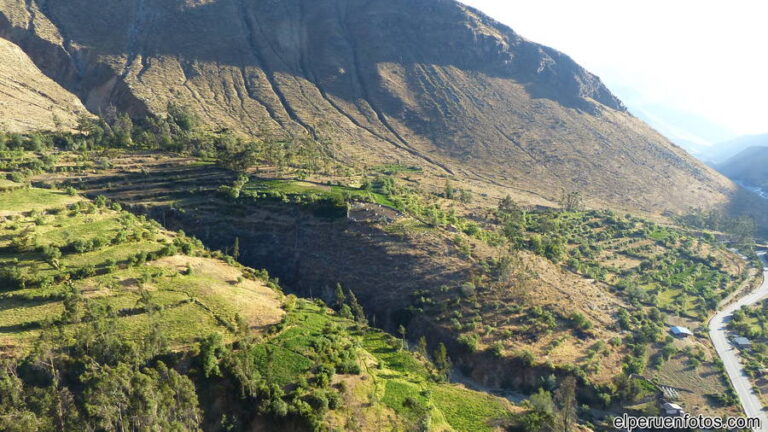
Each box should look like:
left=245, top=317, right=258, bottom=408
left=460, top=0, right=768, bottom=145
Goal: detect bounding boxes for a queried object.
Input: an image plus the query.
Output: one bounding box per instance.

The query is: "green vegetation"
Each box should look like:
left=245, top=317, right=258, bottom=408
left=0, top=184, right=516, bottom=431
left=495, top=206, right=745, bottom=320
left=677, top=207, right=757, bottom=247
left=240, top=178, right=395, bottom=208
left=0, top=187, right=80, bottom=213
left=0, top=115, right=751, bottom=425
left=730, top=302, right=768, bottom=378
left=0, top=187, right=249, bottom=345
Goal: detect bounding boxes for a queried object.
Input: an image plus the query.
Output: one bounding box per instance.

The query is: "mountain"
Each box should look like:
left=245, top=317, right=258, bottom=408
left=718, top=146, right=768, bottom=190
left=607, top=83, right=738, bottom=157
left=705, top=134, right=768, bottom=164
left=0, top=0, right=736, bottom=213
left=0, top=37, right=85, bottom=132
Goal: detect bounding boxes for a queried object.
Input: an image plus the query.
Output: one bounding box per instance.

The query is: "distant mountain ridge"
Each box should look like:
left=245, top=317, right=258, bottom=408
left=706, top=134, right=768, bottom=164
left=718, top=146, right=768, bottom=190
left=0, top=0, right=737, bottom=212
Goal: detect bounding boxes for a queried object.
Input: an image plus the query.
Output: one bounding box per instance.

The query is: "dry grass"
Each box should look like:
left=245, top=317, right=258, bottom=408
left=151, top=255, right=284, bottom=330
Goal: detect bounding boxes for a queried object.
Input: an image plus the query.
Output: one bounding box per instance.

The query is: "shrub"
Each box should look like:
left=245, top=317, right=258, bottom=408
left=569, top=312, right=593, bottom=331
left=457, top=334, right=478, bottom=352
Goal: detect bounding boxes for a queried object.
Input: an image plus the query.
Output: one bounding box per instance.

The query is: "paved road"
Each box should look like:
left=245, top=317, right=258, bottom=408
left=709, top=252, right=768, bottom=431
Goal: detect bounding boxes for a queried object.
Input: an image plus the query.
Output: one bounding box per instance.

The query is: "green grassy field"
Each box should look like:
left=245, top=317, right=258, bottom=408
left=0, top=187, right=80, bottom=213
left=0, top=187, right=279, bottom=351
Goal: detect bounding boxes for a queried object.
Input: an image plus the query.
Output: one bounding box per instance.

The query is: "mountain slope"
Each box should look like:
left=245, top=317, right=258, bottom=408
left=707, top=134, right=768, bottom=164
left=0, top=0, right=736, bottom=212
left=718, top=146, right=768, bottom=189
left=0, top=38, right=85, bottom=132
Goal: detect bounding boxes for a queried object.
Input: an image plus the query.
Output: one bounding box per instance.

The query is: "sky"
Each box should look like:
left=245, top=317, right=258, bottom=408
left=459, top=0, right=768, bottom=149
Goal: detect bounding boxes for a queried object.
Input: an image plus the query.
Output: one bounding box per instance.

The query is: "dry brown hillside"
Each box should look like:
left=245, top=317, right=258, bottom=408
left=0, top=0, right=736, bottom=212
left=0, top=38, right=85, bottom=131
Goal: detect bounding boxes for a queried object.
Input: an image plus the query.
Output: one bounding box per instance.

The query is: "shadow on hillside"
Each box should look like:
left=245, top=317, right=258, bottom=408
left=725, top=187, right=768, bottom=238
left=0, top=0, right=614, bottom=119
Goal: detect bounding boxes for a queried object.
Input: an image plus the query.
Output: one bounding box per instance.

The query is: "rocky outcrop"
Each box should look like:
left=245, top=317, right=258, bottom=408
left=0, top=0, right=737, bottom=212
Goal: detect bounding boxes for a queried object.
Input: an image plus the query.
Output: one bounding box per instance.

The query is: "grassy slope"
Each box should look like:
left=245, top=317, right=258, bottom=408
left=269, top=301, right=517, bottom=432
left=0, top=186, right=278, bottom=350
left=0, top=185, right=517, bottom=431
left=26, top=150, right=747, bottom=415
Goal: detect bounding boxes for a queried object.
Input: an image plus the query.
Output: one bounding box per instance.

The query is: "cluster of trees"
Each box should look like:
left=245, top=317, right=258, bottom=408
left=0, top=290, right=201, bottom=431
left=0, top=198, right=200, bottom=291
left=214, top=132, right=332, bottom=176
left=728, top=304, right=768, bottom=380
left=677, top=208, right=756, bottom=246
left=442, top=180, right=473, bottom=203
left=382, top=180, right=497, bottom=242
left=614, top=308, right=667, bottom=376
left=558, top=190, right=584, bottom=212
left=521, top=376, right=579, bottom=432
left=731, top=303, right=768, bottom=340
left=333, top=284, right=367, bottom=325
left=497, top=201, right=742, bottom=320
left=1, top=103, right=334, bottom=180
left=495, top=197, right=569, bottom=261
left=198, top=324, right=353, bottom=431
left=0, top=243, right=363, bottom=431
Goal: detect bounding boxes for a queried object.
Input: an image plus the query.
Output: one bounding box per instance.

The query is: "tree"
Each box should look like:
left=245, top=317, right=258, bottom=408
left=200, top=333, right=226, bottom=378
left=347, top=290, right=367, bottom=325
left=398, top=325, right=407, bottom=351
left=334, top=283, right=346, bottom=310
left=232, top=237, right=240, bottom=261
left=167, top=102, right=198, bottom=132
left=433, top=343, right=451, bottom=382
left=43, top=245, right=62, bottom=270
left=498, top=195, right=519, bottom=214
left=416, top=336, right=428, bottom=358
left=523, top=388, right=555, bottom=432
left=459, top=189, right=473, bottom=204
left=444, top=180, right=455, bottom=200
left=553, top=376, right=578, bottom=432
left=559, top=189, right=584, bottom=212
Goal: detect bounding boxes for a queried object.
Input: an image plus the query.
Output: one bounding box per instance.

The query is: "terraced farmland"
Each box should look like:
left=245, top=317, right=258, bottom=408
left=0, top=180, right=517, bottom=430
left=0, top=185, right=284, bottom=351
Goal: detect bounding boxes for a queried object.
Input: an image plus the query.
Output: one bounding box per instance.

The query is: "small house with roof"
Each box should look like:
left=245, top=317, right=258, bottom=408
left=670, top=326, right=693, bottom=338
left=733, top=336, right=752, bottom=348
left=661, top=402, right=685, bottom=416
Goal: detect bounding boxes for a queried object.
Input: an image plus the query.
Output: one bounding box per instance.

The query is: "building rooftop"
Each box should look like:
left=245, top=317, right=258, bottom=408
left=733, top=336, right=752, bottom=346
left=670, top=326, right=693, bottom=336
left=662, top=402, right=683, bottom=411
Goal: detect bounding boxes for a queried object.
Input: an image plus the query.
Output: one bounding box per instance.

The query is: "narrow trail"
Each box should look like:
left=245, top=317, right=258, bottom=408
left=709, top=251, right=768, bottom=431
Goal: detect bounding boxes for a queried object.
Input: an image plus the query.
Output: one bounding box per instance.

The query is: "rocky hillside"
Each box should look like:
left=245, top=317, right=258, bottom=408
left=0, top=0, right=736, bottom=212
left=0, top=38, right=85, bottom=131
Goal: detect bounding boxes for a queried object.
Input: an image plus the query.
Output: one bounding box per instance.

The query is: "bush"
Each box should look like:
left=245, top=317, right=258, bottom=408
left=569, top=312, right=593, bottom=331
left=457, top=334, right=478, bottom=352
left=459, top=282, right=476, bottom=298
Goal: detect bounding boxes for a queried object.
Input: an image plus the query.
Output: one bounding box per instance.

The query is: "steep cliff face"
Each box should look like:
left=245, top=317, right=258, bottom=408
left=0, top=0, right=736, bottom=212
left=0, top=37, right=85, bottom=131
